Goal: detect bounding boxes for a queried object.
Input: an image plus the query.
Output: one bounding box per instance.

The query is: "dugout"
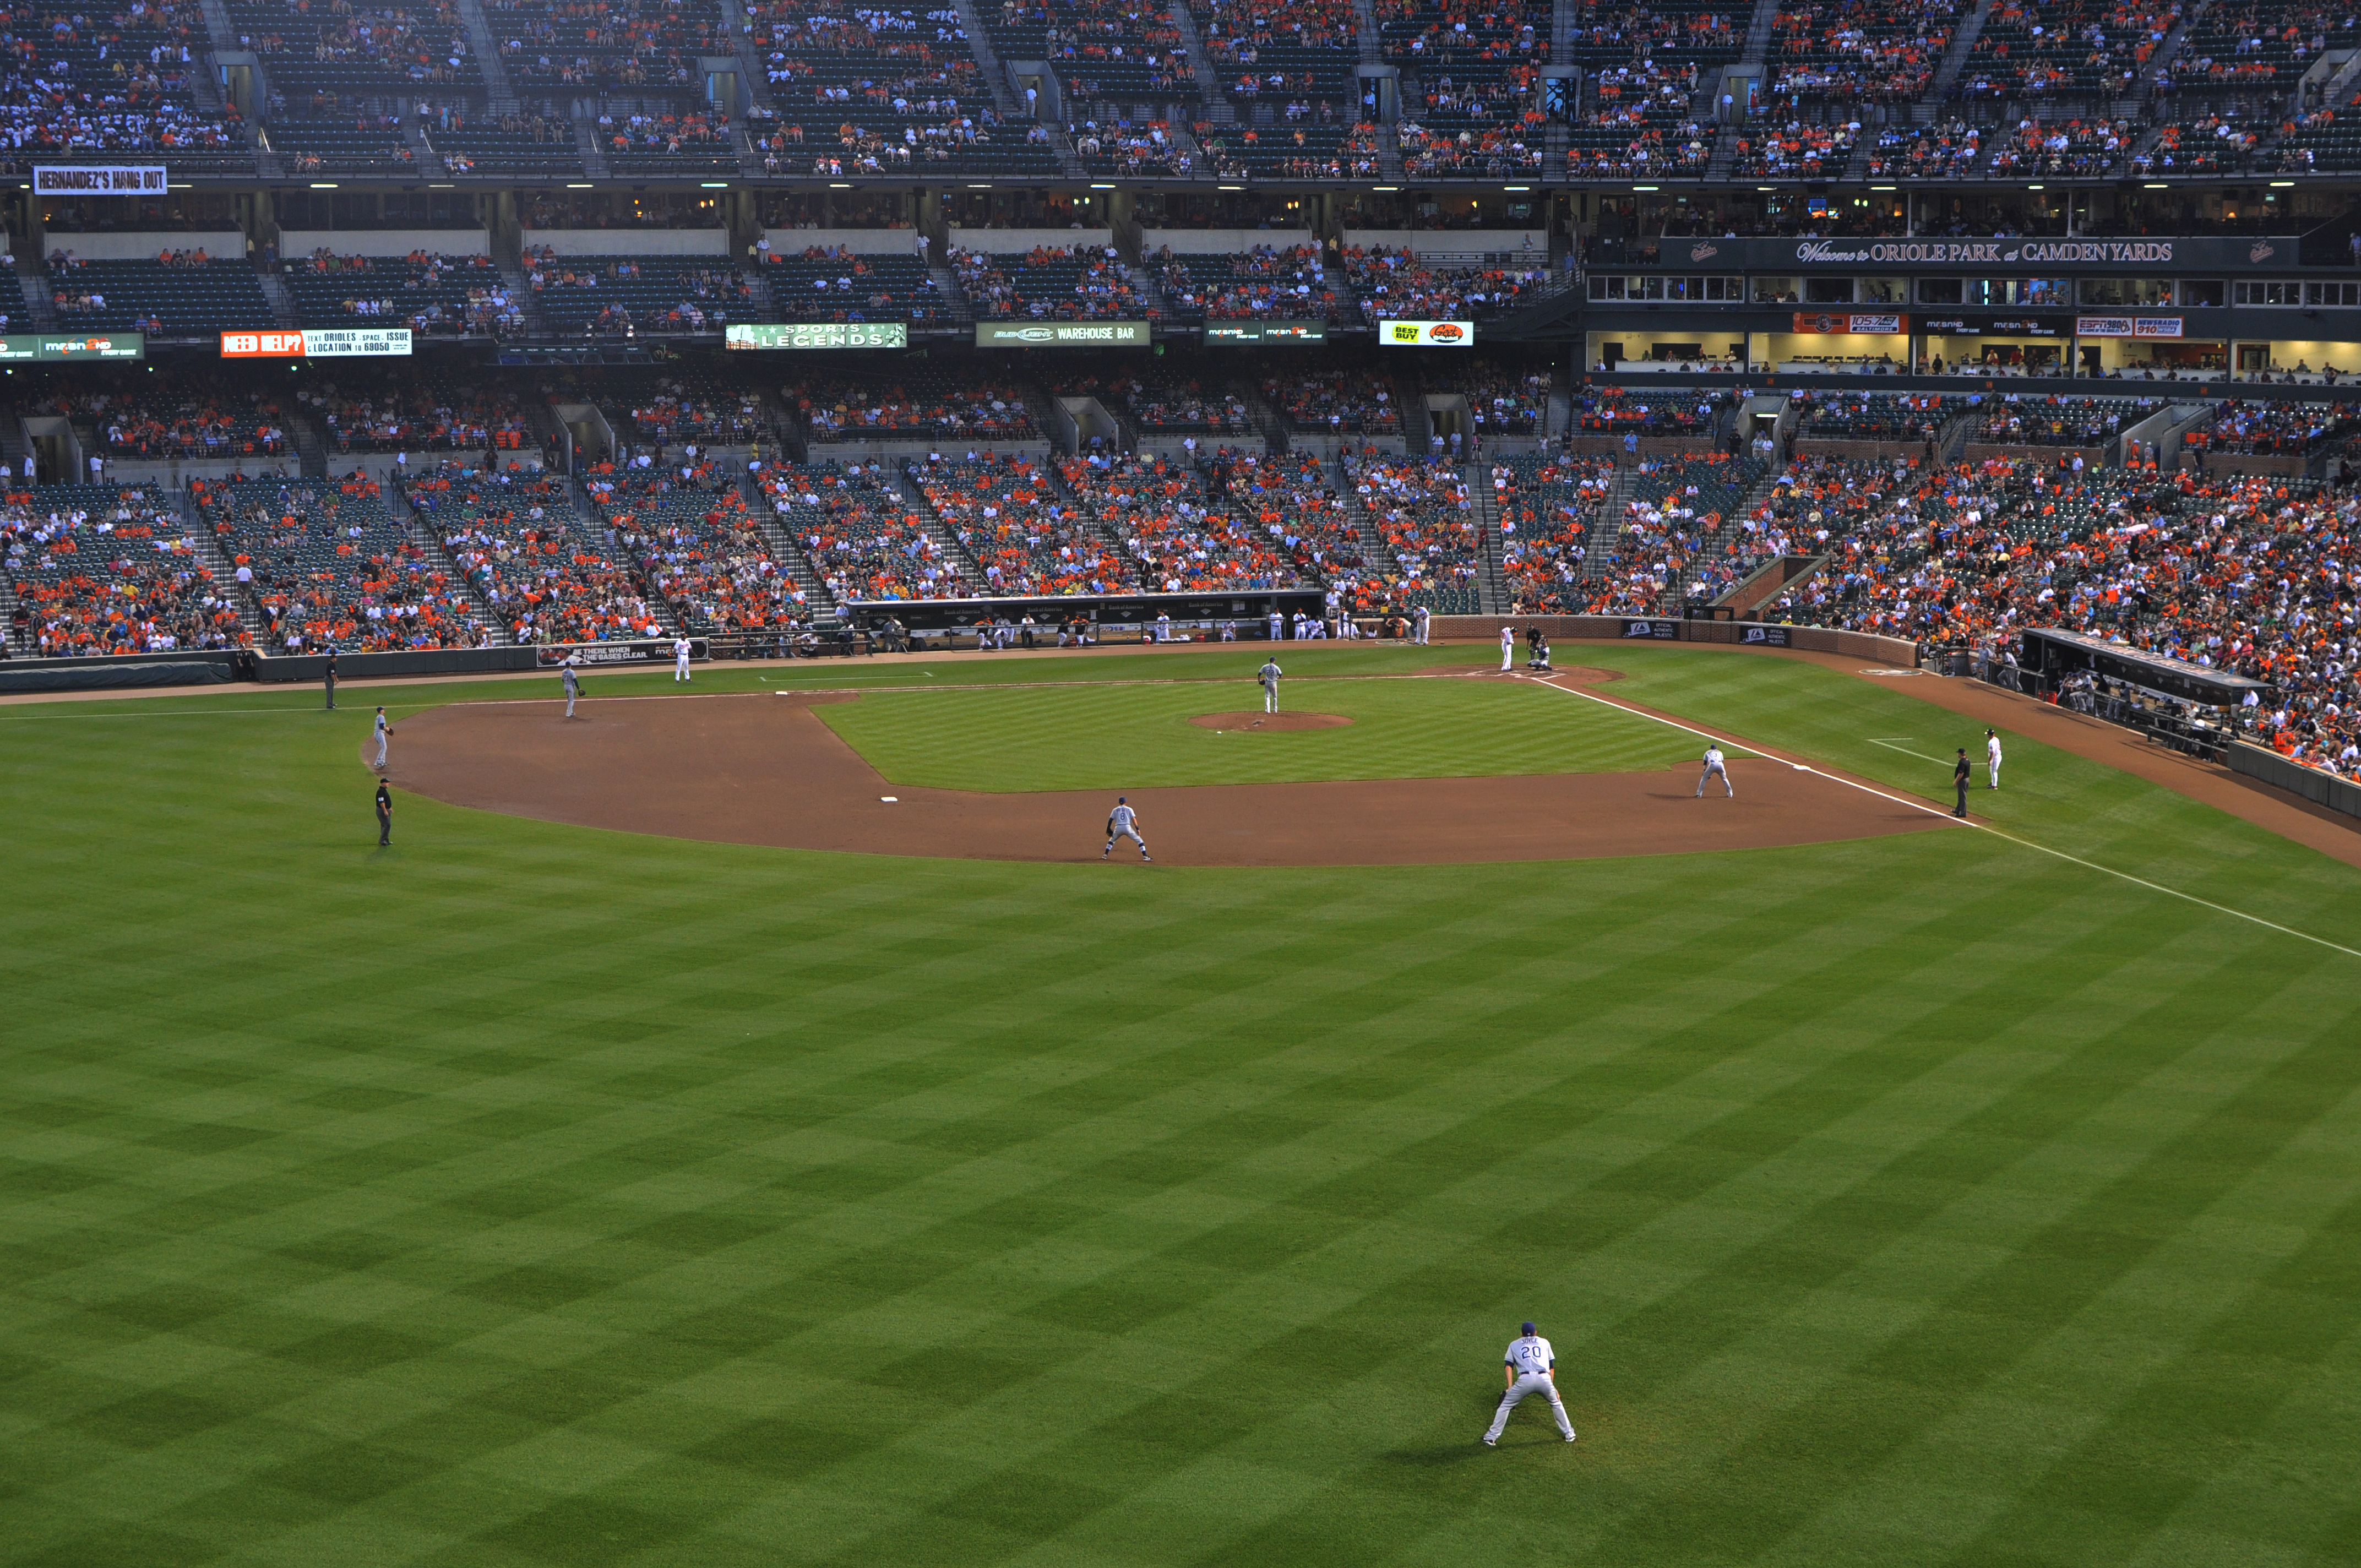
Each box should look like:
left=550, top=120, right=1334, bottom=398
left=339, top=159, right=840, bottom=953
left=2017, top=628, right=2269, bottom=709
left=848, top=589, right=1331, bottom=646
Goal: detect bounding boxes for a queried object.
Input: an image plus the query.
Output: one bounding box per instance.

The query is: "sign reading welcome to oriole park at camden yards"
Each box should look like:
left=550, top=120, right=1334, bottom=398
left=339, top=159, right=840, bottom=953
left=727, top=322, right=909, bottom=350
left=1380, top=320, right=1475, bottom=347
left=34, top=164, right=167, bottom=195
left=220, top=329, right=414, bottom=358
left=973, top=322, right=1150, bottom=347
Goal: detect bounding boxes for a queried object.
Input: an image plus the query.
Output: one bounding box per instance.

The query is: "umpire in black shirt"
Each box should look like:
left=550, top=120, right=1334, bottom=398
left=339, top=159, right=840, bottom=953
left=325, top=648, right=338, bottom=710
left=1953, top=748, right=1971, bottom=818
left=376, top=780, right=392, bottom=845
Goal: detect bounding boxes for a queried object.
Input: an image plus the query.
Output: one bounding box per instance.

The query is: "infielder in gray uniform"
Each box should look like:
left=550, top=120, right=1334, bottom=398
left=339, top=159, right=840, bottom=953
left=561, top=660, right=581, bottom=718
left=1484, top=1321, right=1576, bottom=1446
left=1258, top=657, right=1282, bottom=714
left=1103, top=797, right=1150, bottom=861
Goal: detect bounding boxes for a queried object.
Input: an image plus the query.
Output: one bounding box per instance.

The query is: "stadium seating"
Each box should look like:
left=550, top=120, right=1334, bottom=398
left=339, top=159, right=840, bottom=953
left=587, top=463, right=810, bottom=633
left=1206, top=450, right=1369, bottom=586
left=1495, top=455, right=1613, bottom=612
left=1263, top=370, right=1401, bottom=436
left=786, top=372, right=1038, bottom=442
left=1573, top=387, right=1729, bottom=440
left=1969, top=396, right=2161, bottom=447
left=1155, top=246, right=1337, bottom=322
left=1433, top=364, right=1550, bottom=437
left=1567, top=0, right=1743, bottom=70
left=1, top=483, right=249, bottom=655
left=402, top=464, right=666, bottom=643
left=226, top=0, right=480, bottom=100
left=308, top=375, right=536, bottom=458
left=521, top=251, right=755, bottom=334
left=1794, top=393, right=1959, bottom=442
left=950, top=245, right=1147, bottom=321
left=766, top=460, right=976, bottom=601
left=1766, top=0, right=1961, bottom=108
left=2182, top=401, right=2359, bottom=456
left=47, top=254, right=274, bottom=338
left=283, top=251, right=519, bottom=336
left=909, top=453, right=1136, bottom=594
left=761, top=249, right=947, bottom=324
left=486, top=0, right=723, bottom=93
left=264, top=117, right=420, bottom=176
left=422, top=113, right=584, bottom=178
left=1341, top=247, right=1552, bottom=325
left=1057, top=451, right=1311, bottom=590
left=1187, top=0, right=1357, bottom=105
left=96, top=376, right=295, bottom=462
left=1343, top=452, right=1481, bottom=613
left=191, top=471, right=491, bottom=652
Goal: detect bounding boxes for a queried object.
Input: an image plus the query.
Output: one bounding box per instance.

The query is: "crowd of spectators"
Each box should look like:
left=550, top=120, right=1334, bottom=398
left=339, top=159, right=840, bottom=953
left=1155, top=245, right=1337, bottom=321
left=2182, top=401, right=2358, bottom=456
left=192, top=470, right=489, bottom=652
left=1985, top=117, right=2135, bottom=177
left=1766, top=0, right=1960, bottom=105
left=910, top=453, right=1134, bottom=594
left=1866, top=118, right=1982, bottom=178
left=294, top=249, right=521, bottom=336
left=405, top=463, right=665, bottom=643
left=489, top=0, right=723, bottom=90
left=1574, top=386, right=1728, bottom=439
left=1099, top=370, right=1254, bottom=434
left=303, top=378, right=534, bottom=456
left=1443, top=365, right=1551, bottom=438
left=2, top=484, right=248, bottom=655
left=1070, top=119, right=1194, bottom=177
left=1497, top=454, right=1613, bottom=612
left=1398, top=116, right=1544, bottom=177
left=1794, top=391, right=1957, bottom=444
left=1971, top=395, right=2158, bottom=448
left=589, top=462, right=808, bottom=634
left=1263, top=370, right=1400, bottom=435
left=1729, top=119, right=1858, bottom=177
left=768, top=460, right=972, bottom=601
left=627, top=379, right=766, bottom=447
left=1583, top=454, right=1763, bottom=613
left=1058, top=451, right=1309, bottom=591
left=1341, top=247, right=1551, bottom=325
left=787, top=373, right=1037, bottom=440
left=950, top=244, right=1147, bottom=321
left=94, top=378, right=293, bottom=461
left=1206, top=449, right=1370, bottom=587
left=1344, top=452, right=1482, bottom=611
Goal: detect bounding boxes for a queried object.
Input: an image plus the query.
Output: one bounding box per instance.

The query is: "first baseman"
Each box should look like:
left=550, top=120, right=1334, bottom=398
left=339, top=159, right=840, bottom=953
left=1696, top=742, right=1732, bottom=797
left=1484, top=1321, right=1576, bottom=1446
left=1103, top=797, right=1150, bottom=861
left=372, top=705, right=390, bottom=769
left=1986, top=727, right=2003, bottom=788
left=1258, top=656, right=1283, bottom=713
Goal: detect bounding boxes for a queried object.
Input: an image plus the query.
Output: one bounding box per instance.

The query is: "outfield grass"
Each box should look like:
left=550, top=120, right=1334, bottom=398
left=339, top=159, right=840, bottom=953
left=3, top=645, right=2358, bottom=1568
left=815, top=675, right=1717, bottom=791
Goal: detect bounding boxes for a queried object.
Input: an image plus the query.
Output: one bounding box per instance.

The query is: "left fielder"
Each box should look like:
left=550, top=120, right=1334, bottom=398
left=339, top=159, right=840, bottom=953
left=1696, top=741, right=1733, bottom=797
left=1483, top=1321, right=1576, bottom=1446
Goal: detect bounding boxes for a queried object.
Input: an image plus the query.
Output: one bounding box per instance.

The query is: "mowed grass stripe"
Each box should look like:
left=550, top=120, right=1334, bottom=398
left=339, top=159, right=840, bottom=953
left=817, top=676, right=1712, bottom=791
left=6, top=651, right=2361, bottom=1566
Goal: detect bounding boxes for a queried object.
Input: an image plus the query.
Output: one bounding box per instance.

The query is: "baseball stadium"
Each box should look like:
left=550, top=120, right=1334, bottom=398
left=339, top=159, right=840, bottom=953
left=7, top=0, right=2361, bottom=1560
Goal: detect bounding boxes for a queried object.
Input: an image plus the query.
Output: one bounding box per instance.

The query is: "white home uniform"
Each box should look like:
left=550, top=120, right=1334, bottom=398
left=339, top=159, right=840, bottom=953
left=372, top=709, right=390, bottom=769
left=562, top=662, right=580, bottom=718
left=1156, top=612, right=1172, bottom=643
left=1267, top=609, right=1283, bottom=641
left=1259, top=658, right=1282, bottom=714
left=1103, top=801, right=1150, bottom=861
left=1500, top=625, right=1515, bottom=671
left=1987, top=731, right=2003, bottom=788
left=1484, top=1332, right=1575, bottom=1445
left=1697, top=744, right=1733, bottom=797
left=673, top=635, right=692, bottom=682
left=1414, top=605, right=1430, bottom=644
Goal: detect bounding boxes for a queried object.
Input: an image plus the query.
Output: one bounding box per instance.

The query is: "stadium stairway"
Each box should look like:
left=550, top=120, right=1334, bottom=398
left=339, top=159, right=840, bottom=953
left=1923, top=0, right=1999, bottom=115
left=15, top=269, right=55, bottom=331
left=901, top=462, right=995, bottom=584
left=739, top=468, right=836, bottom=615
left=1467, top=462, right=1508, bottom=614
left=178, top=489, right=275, bottom=647
left=1171, top=0, right=1236, bottom=127
left=724, top=0, right=782, bottom=117
left=1243, top=384, right=1292, bottom=453
left=1715, top=551, right=1827, bottom=616
left=1581, top=464, right=1640, bottom=582
left=292, top=417, right=329, bottom=479
left=0, top=566, right=21, bottom=655
left=382, top=473, right=504, bottom=632
left=575, top=119, right=613, bottom=182
left=1334, top=455, right=1394, bottom=581
left=258, top=273, right=301, bottom=330
left=197, top=0, right=236, bottom=51
left=454, top=0, right=521, bottom=116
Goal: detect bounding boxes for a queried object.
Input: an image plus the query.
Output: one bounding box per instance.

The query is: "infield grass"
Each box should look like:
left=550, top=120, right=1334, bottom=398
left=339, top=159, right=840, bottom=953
left=3, top=644, right=2358, bottom=1568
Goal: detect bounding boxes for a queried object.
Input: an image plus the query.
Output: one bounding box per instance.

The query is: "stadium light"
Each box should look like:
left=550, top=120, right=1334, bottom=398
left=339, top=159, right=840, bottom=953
left=2271, top=179, right=2295, bottom=187
left=1372, top=185, right=1397, bottom=191
left=1870, top=184, right=1895, bottom=192
left=1630, top=184, right=1657, bottom=192
left=1090, top=182, right=1116, bottom=189
left=2144, top=182, right=2168, bottom=188
left=967, top=183, right=992, bottom=188
left=310, top=182, right=337, bottom=189
left=1503, top=184, right=1528, bottom=192
left=1218, top=184, right=1243, bottom=190
left=1756, top=186, right=1774, bottom=192
left=429, top=183, right=454, bottom=189
left=2026, top=183, right=2043, bottom=190
left=700, top=182, right=730, bottom=188
left=829, top=182, right=852, bottom=188
left=567, top=182, right=594, bottom=188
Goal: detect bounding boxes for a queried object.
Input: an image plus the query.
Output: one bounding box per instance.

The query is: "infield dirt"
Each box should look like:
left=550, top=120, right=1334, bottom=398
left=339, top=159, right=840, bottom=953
left=387, top=689, right=1951, bottom=866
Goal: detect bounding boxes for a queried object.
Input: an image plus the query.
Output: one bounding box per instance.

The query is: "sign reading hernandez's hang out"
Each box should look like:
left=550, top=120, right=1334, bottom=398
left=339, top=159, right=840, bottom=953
left=1789, top=312, right=1906, bottom=335
left=35, top=164, right=167, bottom=195
left=975, top=321, right=1149, bottom=348
left=1668, top=235, right=2300, bottom=273
left=2073, top=315, right=2186, bottom=339
left=1204, top=321, right=1328, bottom=345
left=220, top=329, right=414, bottom=358
left=1379, top=320, right=1475, bottom=347
left=728, top=321, right=908, bottom=350
left=0, top=333, right=144, bottom=361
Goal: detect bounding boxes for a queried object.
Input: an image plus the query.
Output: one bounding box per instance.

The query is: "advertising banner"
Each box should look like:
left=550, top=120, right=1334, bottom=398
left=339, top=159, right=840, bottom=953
left=0, top=333, right=144, bottom=361
left=1621, top=618, right=1680, bottom=639
left=2133, top=315, right=2184, bottom=339
left=1739, top=624, right=1792, bottom=647
left=1791, top=312, right=1906, bottom=335
left=1379, top=320, right=1474, bottom=347
left=222, top=329, right=414, bottom=358
left=728, top=322, right=909, bottom=350
left=534, top=639, right=708, bottom=668
left=1204, top=321, right=1328, bottom=345
left=1673, top=235, right=2299, bottom=272
left=975, top=321, right=1150, bottom=348
left=34, top=164, right=167, bottom=196
left=2074, top=317, right=2182, bottom=339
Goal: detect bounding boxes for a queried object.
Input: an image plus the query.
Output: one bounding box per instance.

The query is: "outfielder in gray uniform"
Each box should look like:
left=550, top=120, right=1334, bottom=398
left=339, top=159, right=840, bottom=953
left=1484, top=1322, right=1576, bottom=1446
left=562, top=660, right=581, bottom=718
left=1258, top=657, right=1282, bottom=714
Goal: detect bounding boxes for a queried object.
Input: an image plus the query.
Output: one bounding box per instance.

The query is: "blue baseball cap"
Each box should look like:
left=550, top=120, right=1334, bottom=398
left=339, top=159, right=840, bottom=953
left=1522, top=1322, right=1536, bottom=1335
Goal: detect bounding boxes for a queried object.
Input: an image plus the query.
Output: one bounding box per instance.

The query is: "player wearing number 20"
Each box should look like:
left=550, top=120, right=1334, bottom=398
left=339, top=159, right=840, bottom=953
left=1483, top=1321, right=1576, bottom=1446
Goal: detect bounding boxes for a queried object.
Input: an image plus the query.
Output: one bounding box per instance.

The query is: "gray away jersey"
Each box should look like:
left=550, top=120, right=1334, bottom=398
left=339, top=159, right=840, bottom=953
left=1507, top=1335, right=1555, bottom=1375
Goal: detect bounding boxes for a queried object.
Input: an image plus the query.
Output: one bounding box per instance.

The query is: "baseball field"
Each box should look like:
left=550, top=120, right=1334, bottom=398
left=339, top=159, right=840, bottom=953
left=4, top=640, right=2357, bottom=1568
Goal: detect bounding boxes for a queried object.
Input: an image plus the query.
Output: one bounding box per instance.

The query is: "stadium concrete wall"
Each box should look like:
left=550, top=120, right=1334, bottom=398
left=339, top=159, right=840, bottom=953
left=2227, top=741, right=2361, bottom=820
left=47, top=231, right=249, bottom=261
left=763, top=228, right=924, bottom=256
left=949, top=228, right=1114, bottom=253
left=0, top=652, right=239, bottom=692
left=1140, top=228, right=1315, bottom=255
left=277, top=229, right=491, bottom=258
left=521, top=229, right=729, bottom=257
left=1343, top=230, right=1547, bottom=258
left=1432, top=616, right=1921, bottom=667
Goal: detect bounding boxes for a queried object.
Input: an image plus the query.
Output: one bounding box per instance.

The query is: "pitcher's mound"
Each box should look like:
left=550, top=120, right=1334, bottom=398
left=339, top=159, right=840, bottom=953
left=1189, top=712, right=1353, bottom=732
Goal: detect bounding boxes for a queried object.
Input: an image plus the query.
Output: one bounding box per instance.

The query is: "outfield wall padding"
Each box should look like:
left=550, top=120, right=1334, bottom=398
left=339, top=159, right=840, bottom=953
left=2226, top=741, right=2361, bottom=820
left=1430, top=617, right=1919, bottom=667
left=0, top=657, right=236, bottom=692
left=257, top=648, right=540, bottom=683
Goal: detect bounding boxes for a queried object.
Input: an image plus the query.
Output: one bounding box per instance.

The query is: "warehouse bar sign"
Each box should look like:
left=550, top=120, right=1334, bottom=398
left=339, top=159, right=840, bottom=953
left=2074, top=315, right=2185, bottom=339
left=1671, top=236, right=2300, bottom=272
left=1791, top=312, right=1905, bottom=335
left=1205, top=320, right=1328, bottom=345
left=34, top=164, right=167, bottom=195
left=975, top=322, right=1150, bottom=347
left=1380, top=320, right=1475, bottom=347
left=220, top=329, right=414, bottom=358
left=728, top=322, right=908, bottom=350
left=0, top=333, right=145, bottom=361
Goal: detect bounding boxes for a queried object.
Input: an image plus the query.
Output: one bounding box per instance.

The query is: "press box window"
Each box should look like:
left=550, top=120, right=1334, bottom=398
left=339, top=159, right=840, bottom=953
left=2179, top=280, right=2225, bottom=307
left=1751, top=276, right=1801, bottom=303
left=1916, top=277, right=1964, bottom=305
left=1588, top=275, right=1743, bottom=301
left=2233, top=281, right=2302, bottom=306
left=1964, top=278, right=2070, bottom=307
left=2305, top=282, right=2361, bottom=306
left=2079, top=278, right=2174, bottom=306
left=1856, top=277, right=1906, bottom=304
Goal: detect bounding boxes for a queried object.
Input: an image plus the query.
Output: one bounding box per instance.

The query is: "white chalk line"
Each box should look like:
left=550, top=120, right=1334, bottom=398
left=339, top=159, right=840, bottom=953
left=1522, top=674, right=2361, bottom=961
left=1867, top=737, right=1957, bottom=767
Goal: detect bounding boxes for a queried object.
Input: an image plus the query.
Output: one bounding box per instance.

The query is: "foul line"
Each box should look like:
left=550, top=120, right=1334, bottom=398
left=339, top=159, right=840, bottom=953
left=1522, top=674, right=2361, bottom=962
left=1867, top=737, right=1957, bottom=767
